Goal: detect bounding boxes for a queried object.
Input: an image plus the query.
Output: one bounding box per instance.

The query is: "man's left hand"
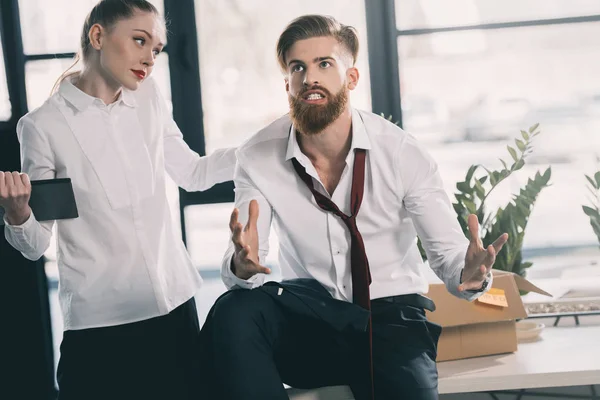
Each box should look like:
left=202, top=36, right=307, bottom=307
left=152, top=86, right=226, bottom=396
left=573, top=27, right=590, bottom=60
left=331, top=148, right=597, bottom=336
left=459, top=214, right=509, bottom=292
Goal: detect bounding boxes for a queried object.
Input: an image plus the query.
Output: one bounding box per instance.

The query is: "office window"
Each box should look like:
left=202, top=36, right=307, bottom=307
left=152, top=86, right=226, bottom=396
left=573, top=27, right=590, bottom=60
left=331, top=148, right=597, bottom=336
left=395, top=0, right=600, bottom=31
left=397, top=22, right=600, bottom=250
left=0, top=33, right=11, bottom=121
left=25, top=59, right=76, bottom=109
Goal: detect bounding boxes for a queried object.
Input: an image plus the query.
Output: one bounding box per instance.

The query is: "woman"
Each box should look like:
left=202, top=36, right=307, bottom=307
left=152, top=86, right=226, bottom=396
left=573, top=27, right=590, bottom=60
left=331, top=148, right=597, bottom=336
left=0, top=1, right=234, bottom=398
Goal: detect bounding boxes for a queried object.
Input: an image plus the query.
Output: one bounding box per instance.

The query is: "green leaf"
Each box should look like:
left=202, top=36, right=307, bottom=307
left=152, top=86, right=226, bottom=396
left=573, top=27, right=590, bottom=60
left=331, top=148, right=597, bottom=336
left=456, top=182, right=471, bottom=193
left=586, top=174, right=599, bottom=190
left=514, top=159, right=525, bottom=170
left=500, top=159, right=509, bottom=171
left=465, top=165, right=478, bottom=182
left=528, top=123, right=540, bottom=133
left=595, top=171, right=600, bottom=188
left=474, top=180, right=485, bottom=200
left=583, top=205, right=599, bottom=217
left=463, top=199, right=477, bottom=214
left=515, top=139, right=526, bottom=152
left=520, top=130, right=530, bottom=141
left=507, top=146, right=519, bottom=162
left=542, top=167, right=552, bottom=182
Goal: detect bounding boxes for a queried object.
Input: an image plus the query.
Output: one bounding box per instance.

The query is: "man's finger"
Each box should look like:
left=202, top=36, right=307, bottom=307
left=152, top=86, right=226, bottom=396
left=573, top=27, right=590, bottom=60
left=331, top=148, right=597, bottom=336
left=491, top=233, right=509, bottom=253
left=483, top=245, right=496, bottom=269
left=467, top=214, right=480, bottom=243
left=231, top=222, right=245, bottom=251
left=255, top=264, right=271, bottom=275
left=245, top=200, right=259, bottom=231
left=239, top=246, right=271, bottom=275
left=229, top=208, right=239, bottom=232
left=247, top=258, right=271, bottom=275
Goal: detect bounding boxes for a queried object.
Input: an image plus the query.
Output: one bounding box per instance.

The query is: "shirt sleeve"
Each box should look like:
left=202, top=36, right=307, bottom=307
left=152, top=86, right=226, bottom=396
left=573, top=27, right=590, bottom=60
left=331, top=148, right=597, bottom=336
left=4, top=116, right=55, bottom=261
left=221, top=158, right=273, bottom=290
left=396, top=134, right=491, bottom=300
left=151, top=78, right=237, bottom=192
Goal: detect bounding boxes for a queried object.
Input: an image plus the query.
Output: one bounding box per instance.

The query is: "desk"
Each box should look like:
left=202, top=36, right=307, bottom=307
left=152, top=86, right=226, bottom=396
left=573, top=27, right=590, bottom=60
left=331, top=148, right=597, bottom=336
left=287, top=325, right=600, bottom=399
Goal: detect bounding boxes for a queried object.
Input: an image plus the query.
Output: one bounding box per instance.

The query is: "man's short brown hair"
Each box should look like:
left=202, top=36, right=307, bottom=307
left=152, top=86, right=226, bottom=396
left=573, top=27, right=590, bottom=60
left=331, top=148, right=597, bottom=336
left=276, top=15, right=359, bottom=72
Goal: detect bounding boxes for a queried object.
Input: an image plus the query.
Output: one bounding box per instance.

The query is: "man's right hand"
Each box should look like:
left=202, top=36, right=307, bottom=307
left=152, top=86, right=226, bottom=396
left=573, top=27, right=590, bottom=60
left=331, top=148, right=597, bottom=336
left=0, top=171, right=32, bottom=226
left=229, top=199, right=271, bottom=280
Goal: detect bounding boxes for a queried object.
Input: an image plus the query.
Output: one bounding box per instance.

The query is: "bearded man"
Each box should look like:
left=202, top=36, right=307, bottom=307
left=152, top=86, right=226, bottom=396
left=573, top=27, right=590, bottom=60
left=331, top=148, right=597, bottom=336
left=200, top=14, right=508, bottom=400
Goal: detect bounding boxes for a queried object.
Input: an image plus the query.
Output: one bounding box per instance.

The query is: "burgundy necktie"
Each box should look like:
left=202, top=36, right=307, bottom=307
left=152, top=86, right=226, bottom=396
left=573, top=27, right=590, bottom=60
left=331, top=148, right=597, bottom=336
left=291, top=148, right=375, bottom=400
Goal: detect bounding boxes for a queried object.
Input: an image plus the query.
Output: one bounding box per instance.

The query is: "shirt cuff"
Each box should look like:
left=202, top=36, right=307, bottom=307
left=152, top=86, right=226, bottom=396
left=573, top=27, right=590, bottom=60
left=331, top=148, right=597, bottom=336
left=454, top=268, right=494, bottom=301
left=3, top=210, right=34, bottom=229
left=222, top=254, right=262, bottom=290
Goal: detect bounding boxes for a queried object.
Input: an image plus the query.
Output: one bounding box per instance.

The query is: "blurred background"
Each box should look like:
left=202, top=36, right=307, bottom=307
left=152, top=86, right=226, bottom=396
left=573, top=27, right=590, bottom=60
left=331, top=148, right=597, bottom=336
left=1, top=0, right=600, bottom=398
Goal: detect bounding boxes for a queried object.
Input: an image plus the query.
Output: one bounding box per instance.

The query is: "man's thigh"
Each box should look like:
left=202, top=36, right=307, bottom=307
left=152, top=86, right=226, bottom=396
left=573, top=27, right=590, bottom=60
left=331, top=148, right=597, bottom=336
left=371, top=301, right=442, bottom=400
left=274, top=314, right=355, bottom=390
left=204, top=287, right=356, bottom=394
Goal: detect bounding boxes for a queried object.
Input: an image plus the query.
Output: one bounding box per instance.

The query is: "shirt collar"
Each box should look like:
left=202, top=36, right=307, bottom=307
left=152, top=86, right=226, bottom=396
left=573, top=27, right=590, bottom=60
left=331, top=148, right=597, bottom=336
left=120, top=88, right=137, bottom=108
left=58, top=78, right=137, bottom=111
left=285, top=108, right=372, bottom=162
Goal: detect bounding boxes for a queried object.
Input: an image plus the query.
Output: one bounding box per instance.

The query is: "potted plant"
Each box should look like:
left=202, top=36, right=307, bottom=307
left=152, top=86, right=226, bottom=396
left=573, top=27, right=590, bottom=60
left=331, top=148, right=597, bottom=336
left=415, top=123, right=552, bottom=278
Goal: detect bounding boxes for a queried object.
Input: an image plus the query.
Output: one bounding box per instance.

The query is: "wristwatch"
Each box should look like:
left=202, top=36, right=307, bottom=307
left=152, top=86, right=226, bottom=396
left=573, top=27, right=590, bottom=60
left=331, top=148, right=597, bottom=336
left=466, top=277, right=489, bottom=293
left=461, top=269, right=490, bottom=293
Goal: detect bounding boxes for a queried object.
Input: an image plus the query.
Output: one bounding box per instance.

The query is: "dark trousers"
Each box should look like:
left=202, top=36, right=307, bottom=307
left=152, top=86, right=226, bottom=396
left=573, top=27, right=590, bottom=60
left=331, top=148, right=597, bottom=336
left=56, top=297, right=202, bottom=400
left=202, top=286, right=442, bottom=400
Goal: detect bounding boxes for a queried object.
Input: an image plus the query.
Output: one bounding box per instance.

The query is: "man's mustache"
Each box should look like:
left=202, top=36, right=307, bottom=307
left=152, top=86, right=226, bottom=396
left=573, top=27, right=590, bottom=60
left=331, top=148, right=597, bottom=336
left=296, top=85, right=331, bottom=99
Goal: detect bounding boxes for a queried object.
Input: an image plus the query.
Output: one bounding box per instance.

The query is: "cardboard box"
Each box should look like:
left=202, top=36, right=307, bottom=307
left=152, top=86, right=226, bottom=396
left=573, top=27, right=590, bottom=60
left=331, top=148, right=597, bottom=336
left=426, top=270, right=551, bottom=362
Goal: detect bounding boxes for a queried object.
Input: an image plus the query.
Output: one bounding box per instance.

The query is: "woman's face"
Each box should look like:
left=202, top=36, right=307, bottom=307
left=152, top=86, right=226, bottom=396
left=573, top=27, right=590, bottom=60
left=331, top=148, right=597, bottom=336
left=92, top=10, right=165, bottom=90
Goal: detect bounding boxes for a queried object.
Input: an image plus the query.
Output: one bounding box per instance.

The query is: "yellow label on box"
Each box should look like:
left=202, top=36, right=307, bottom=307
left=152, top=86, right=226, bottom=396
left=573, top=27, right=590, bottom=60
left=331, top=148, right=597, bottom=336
left=476, top=288, right=508, bottom=308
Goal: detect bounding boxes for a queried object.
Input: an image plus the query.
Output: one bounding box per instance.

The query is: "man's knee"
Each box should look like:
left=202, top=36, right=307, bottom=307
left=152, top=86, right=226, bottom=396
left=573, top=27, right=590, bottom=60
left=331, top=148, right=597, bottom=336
left=210, top=288, right=280, bottom=335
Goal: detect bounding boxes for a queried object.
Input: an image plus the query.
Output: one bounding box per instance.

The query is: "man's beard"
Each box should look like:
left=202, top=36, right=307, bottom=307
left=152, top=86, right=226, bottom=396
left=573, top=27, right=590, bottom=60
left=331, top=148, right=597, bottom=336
left=288, top=85, right=348, bottom=135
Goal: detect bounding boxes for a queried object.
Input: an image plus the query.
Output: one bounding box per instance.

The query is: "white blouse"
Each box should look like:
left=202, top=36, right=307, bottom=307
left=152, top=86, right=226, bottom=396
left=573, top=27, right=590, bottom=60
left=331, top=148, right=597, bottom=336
left=4, top=77, right=236, bottom=330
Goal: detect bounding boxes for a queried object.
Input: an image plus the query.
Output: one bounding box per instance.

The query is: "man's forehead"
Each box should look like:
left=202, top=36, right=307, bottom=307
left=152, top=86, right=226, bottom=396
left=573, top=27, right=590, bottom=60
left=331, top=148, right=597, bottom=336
left=287, top=36, right=343, bottom=61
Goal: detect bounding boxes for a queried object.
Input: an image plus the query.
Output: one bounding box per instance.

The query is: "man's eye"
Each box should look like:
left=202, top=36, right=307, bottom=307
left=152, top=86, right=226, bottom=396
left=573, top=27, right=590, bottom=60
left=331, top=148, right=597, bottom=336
left=320, top=61, right=331, bottom=68
left=134, top=38, right=145, bottom=46
left=292, top=65, right=304, bottom=72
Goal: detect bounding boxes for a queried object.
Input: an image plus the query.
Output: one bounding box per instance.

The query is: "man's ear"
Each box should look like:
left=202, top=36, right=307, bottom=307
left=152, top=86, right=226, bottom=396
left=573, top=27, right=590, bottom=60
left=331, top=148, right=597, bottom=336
left=347, top=67, right=359, bottom=90
left=285, top=78, right=290, bottom=93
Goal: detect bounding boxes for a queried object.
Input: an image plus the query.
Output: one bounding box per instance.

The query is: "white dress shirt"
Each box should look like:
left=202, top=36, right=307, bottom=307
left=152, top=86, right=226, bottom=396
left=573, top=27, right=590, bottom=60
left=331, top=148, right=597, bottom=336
left=4, top=77, right=236, bottom=330
left=222, top=108, right=491, bottom=302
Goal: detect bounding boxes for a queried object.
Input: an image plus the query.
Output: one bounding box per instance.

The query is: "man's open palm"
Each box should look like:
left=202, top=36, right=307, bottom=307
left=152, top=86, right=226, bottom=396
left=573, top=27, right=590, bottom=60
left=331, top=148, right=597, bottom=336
left=229, top=199, right=271, bottom=280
